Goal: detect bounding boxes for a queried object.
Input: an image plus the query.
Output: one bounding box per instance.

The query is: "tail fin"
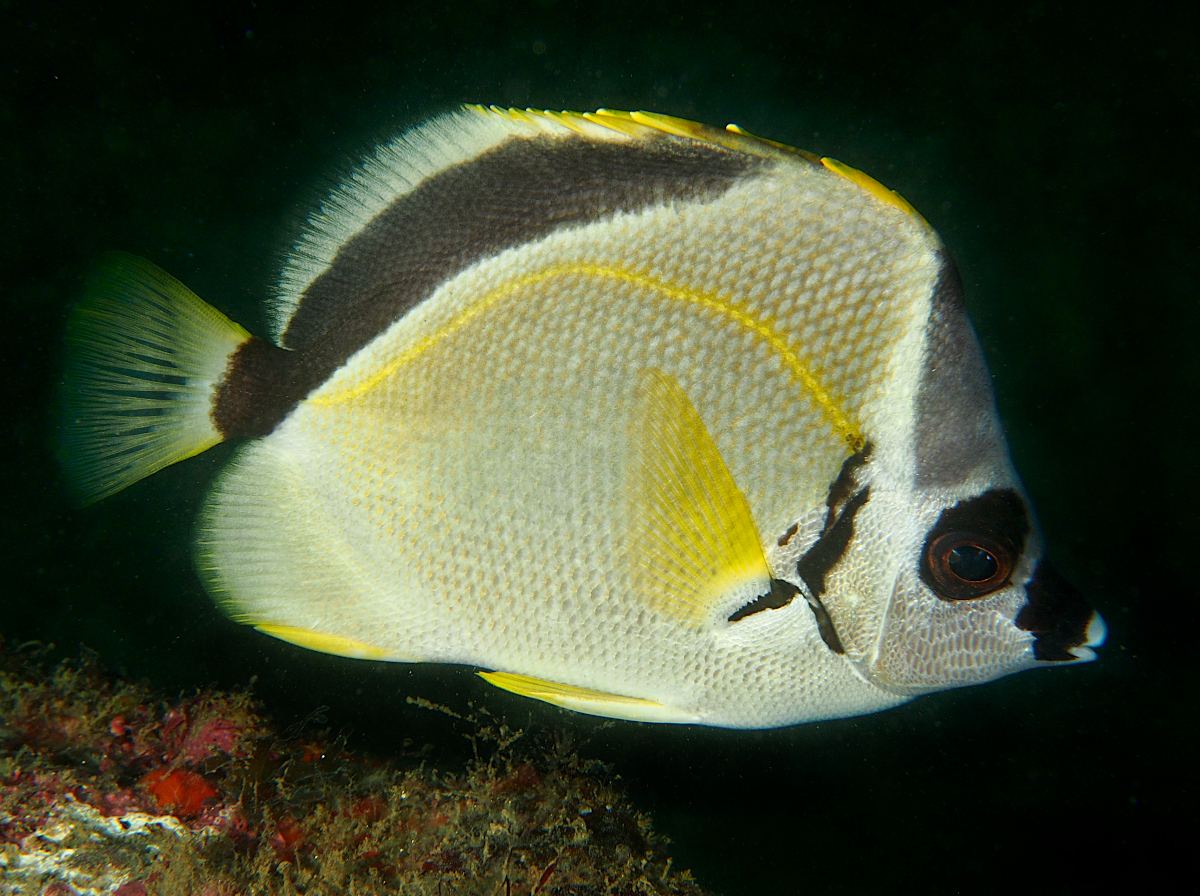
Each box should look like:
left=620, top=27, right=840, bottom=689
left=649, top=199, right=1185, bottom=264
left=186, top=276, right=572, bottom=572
left=59, top=253, right=252, bottom=505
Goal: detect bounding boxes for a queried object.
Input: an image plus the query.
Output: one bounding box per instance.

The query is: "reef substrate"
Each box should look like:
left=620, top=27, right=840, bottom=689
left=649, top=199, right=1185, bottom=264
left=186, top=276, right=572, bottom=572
left=0, top=636, right=712, bottom=896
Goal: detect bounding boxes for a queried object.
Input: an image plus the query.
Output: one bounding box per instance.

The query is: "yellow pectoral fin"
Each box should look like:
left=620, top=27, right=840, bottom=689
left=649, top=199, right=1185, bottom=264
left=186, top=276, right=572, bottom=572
left=254, top=624, right=398, bottom=660
left=478, top=671, right=699, bottom=724
left=623, top=368, right=773, bottom=625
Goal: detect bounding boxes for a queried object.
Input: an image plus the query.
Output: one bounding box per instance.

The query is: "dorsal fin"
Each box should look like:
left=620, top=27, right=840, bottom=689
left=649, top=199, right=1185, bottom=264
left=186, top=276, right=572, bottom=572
left=231, top=108, right=766, bottom=439
left=272, top=105, right=809, bottom=347
left=274, top=107, right=632, bottom=342
left=622, top=369, right=773, bottom=625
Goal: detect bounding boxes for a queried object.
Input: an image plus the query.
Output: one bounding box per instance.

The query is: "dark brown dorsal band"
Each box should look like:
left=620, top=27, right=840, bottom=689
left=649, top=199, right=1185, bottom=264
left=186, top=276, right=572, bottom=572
left=211, top=336, right=292, bottom=439
left=212, top=132, right=765, bottom=439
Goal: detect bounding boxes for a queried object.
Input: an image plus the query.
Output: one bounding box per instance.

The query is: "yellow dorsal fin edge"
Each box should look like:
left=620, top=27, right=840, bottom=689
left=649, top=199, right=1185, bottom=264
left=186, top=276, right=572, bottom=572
left=467, top=105, right=819, bottom=162
left=820, top=157, right=928, bottom=225
left=623, top=368, right=772, bottom=625
left=478, top=671, right=699, bottom=724
left=462, top=107, right=922, bottom=222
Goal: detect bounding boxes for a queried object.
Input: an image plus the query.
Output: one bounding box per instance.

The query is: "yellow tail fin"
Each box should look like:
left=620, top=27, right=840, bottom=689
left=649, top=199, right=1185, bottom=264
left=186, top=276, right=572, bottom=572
left=58, top=254, right=251, bottom=505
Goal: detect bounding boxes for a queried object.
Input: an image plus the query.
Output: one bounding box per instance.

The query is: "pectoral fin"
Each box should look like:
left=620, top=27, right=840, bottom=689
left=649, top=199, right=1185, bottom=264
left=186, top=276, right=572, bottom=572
left=623, top=368, right=773, bottom=624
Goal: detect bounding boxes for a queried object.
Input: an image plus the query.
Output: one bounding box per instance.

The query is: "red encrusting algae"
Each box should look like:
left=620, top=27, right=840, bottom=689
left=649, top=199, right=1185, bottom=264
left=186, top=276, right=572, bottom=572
left=0, top=635, right=714, bottom=895
left=142, top=768, right=220, bottom=816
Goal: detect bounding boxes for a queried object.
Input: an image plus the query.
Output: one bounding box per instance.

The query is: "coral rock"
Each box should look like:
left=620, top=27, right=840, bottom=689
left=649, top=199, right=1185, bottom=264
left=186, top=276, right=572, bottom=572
left=1, top=635, right=715, bottom=895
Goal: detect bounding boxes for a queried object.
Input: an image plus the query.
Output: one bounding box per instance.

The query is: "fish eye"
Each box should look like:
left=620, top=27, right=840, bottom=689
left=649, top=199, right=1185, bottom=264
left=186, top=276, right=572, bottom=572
left=948, top=543, right=998, bottom=581
left=918, top=490, right=1028, bottom=602
left=923, top=531, right=1013, bottom=600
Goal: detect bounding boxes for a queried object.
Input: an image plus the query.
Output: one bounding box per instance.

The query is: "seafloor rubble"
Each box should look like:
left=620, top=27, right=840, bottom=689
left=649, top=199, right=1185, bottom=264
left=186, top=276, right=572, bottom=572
left=0, top=636, right=712, bottom=896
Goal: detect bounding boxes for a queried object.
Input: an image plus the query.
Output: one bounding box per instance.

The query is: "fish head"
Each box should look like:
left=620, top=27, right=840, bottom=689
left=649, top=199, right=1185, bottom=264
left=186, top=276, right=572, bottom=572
left=829, top=477, right=1107, bottom=698
left=803, top=253, right=1105, bottom=698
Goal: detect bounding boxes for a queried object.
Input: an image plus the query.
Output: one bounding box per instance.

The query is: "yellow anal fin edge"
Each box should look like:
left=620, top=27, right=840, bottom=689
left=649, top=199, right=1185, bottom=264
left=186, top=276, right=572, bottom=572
left=820, top=157, right=929, bottom=226
left=623, top=368, right=772, bottom=625
left=478, top=671, right=699, bottom=724
left=255, top=624, right=399, bottom=661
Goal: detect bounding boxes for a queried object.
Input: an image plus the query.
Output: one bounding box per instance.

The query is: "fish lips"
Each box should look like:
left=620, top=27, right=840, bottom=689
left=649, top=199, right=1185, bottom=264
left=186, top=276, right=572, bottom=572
left=1015, top=560, right=1107, bottom=662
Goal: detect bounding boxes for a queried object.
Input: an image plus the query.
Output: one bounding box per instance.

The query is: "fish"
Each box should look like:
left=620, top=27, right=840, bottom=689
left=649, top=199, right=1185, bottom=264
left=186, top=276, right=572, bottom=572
left=58, top=106, right=1106, bottom=729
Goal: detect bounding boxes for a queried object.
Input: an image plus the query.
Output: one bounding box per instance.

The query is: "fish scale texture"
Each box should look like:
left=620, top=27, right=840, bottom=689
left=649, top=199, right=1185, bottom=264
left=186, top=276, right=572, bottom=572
left=200, top=157, right=936, bottom=728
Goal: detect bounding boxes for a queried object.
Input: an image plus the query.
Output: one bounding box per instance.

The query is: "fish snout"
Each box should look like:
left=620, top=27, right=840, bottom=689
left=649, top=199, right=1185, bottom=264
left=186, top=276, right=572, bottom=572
left=1014, top=560, right=1106, bottom=662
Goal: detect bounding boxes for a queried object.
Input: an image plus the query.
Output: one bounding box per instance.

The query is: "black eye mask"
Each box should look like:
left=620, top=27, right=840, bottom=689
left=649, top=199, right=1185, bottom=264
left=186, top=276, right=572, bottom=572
left=920, top=489, right=1029, bottom=601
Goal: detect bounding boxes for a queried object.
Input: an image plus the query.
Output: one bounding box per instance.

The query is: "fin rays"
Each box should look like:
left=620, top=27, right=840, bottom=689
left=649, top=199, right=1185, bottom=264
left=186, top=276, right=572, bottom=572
left=58, top=254, right=251, bottom=505
left=623, top=369, right=772, bottom=625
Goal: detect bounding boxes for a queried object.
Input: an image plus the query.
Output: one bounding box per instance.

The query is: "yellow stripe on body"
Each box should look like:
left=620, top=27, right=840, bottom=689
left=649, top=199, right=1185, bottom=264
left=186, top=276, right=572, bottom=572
left=310, top=264, right=864, bottom=452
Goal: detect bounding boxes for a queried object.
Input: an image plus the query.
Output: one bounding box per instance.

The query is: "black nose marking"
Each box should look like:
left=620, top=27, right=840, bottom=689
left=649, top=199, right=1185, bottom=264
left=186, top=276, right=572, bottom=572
left=1015, top=560, right=1095, bottom=661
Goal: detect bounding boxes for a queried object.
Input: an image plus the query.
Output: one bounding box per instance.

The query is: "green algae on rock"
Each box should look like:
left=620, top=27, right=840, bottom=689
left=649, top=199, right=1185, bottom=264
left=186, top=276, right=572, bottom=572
left=0, top=636, right=713, bottom=895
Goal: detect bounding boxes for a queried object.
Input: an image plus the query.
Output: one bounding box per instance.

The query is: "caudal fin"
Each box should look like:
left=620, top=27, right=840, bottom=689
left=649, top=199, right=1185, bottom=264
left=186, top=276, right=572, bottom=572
left=59, top=253, right=252, bottom=505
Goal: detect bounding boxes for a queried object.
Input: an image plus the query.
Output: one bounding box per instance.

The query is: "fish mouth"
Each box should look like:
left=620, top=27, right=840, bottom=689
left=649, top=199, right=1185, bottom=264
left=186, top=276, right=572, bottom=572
left=1015, top=560, right=1104, bottom=662
left=1067, top=611, right=1108, bottom=662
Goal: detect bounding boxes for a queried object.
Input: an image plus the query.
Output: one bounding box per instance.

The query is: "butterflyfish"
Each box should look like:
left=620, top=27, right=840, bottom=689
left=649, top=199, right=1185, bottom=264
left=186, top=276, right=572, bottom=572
left=58, top=106, right=1105, bottom=728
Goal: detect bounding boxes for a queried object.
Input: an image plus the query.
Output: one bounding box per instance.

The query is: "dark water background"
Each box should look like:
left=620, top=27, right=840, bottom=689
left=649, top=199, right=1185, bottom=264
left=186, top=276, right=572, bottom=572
left=3, top=2, right=1195, bottom=893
